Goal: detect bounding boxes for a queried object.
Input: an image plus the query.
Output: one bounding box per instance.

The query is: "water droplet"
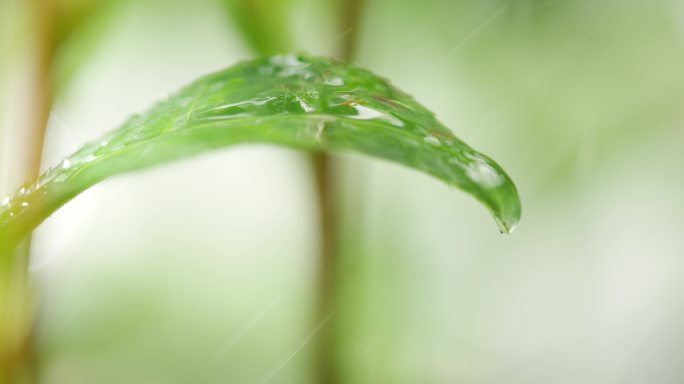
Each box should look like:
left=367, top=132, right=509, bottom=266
left=207, top=97, right=276, bottom=113
left=424, top=135, right=441, bottom=146
left=325, top=77, right=344, bottom=86
left=495, top=216, right=516, bottom=235
left=62, top=159, right=71, bottom=169
left=21, top=202, right=28, bottom=207
left=270, top=54, right=312, bottom=78
left=1, top=197, right=9, bottom=206
left=346, top=104, right=404, bottom=127
left=458, top=154, right=504, bottom=188
left=199, top=94, right=317, bottom=121
left=296, top=96, right=315, bottom=113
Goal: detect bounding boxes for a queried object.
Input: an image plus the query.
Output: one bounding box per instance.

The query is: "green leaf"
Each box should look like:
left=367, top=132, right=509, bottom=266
left=0, top=53, right=521, bottom=255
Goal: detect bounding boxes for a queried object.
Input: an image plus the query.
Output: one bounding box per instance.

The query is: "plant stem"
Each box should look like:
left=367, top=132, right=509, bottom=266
left=313, top=1, right=365, bottom=383
left=26, top=0, right=56, bottom=181
left=312, top=152, right=339, bottom=384
left=0, top=243, right=36, bottom=384
left=338, top=0, right=364, bottom=64
left=0, top=0, right=56, bottom=382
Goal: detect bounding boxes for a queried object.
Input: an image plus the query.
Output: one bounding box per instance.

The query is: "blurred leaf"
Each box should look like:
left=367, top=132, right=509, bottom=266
left=221, top=0, right=292, bottom=55
left=0, top=53, right=520, bottom=255
left=52, top=0, right=124, bottom=94
left=54, top=0, right=103, bottom=45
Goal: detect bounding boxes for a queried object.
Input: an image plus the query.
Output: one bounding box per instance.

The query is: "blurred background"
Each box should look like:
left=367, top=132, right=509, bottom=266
left=2, top=0, right=684, bottom=383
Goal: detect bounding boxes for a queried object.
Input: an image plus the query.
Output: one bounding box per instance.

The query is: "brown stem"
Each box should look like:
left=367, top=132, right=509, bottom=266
left=338, top=0, right=364, bottom=63
left=0, top=243, right=36, bottom=384
left=312, top=152, right=339, bottom=384
left=0, top=0, right=56, bottom=382
left=27, top=0, right=57, bottom=180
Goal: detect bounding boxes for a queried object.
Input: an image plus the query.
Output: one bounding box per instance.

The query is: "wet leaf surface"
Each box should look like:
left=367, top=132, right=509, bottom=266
left=0, top=53, right=520, bottom=254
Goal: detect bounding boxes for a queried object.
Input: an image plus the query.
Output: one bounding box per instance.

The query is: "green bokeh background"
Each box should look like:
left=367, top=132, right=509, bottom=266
left=2, top=0, right=684, bottom=383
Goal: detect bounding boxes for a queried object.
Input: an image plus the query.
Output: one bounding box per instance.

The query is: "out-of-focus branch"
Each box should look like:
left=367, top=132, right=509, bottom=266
left=26, top=0, right=57, bottom=180
left=338, top=0, right=364, bottom=62
left=314, top=1, right=365, bottom=383
left=0, top=0, right=56, bottom=383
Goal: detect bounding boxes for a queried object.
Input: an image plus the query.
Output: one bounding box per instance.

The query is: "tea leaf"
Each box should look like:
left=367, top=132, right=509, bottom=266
left=0, top=53, right=520, bottom=254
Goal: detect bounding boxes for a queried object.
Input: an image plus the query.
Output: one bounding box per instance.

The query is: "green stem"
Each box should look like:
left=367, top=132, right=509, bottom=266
left=313, top=1, right=365, bottom=383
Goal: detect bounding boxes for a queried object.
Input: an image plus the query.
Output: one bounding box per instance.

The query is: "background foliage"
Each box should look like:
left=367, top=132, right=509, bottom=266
left=2, top=0, right=684, bottom=383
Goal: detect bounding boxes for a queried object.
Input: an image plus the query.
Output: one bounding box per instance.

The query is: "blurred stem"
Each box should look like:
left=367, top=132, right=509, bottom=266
left=0, top=244, right=36, bottom=384
left=313, top=1, right=364, bottom=384
left=312, top=152, right=338, bottom=383
left=338, top=0, right=364, bottom=64
left=27, top=0, right=57, bottom=180
left=1, top=0, right=56, bottom=382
